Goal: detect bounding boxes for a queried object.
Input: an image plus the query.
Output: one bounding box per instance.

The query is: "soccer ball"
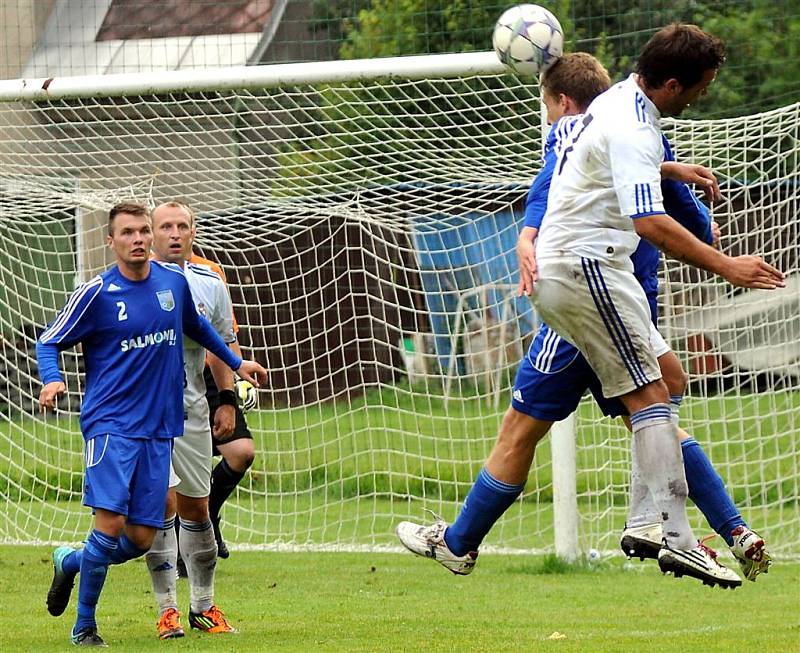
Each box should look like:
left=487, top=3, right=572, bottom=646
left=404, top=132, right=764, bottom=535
left=492, top=4, right=564, bottom=76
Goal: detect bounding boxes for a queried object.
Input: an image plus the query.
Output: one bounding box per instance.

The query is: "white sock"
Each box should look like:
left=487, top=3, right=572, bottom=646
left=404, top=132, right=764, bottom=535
left=669, top=394, right=683, bottom=425
left=145, top=515, right=178, bottom=614
left=630, top=404, right=695, bottom=549
left=180, top=518, right=217, bottom=614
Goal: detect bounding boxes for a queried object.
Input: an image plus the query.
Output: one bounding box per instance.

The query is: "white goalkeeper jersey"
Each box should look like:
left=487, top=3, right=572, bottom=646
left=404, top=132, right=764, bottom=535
left=182, top=262, right=236, bottom=413
left=536, top=74, right=666, bottom=270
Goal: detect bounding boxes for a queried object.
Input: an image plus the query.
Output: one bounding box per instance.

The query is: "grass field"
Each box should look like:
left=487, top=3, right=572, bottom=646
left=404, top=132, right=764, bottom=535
left=1, top=546, right=798, bottom=652
left=2, top=389, right=798, bottom=556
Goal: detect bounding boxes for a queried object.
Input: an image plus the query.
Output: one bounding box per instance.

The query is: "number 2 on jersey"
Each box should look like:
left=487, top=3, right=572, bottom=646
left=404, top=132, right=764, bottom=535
left=116, top=301, right=128, bottom=321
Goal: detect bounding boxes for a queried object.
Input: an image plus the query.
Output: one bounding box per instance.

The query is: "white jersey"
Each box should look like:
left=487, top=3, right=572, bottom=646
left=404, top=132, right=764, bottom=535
left=536, top=74, right=666, bottom=270
left=182, top=262, right=236, bottom=413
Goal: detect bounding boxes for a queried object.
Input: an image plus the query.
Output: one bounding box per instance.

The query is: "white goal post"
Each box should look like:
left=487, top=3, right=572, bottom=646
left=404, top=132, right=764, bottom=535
left=0, top=53, right=798, bottom=561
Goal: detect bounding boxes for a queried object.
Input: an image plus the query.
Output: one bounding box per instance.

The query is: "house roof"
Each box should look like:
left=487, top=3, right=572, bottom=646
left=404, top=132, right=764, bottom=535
left=22, top=0, right=285, bottom=78
left=97, top=0, right=271, bottom=41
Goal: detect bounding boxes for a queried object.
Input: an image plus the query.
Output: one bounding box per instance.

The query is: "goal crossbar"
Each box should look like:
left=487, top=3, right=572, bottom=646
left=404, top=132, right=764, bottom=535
left=0, top=52, right=505, bottom=101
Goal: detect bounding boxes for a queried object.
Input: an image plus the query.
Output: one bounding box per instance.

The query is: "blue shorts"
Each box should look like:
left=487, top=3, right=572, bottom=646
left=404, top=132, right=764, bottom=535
left=83, top=435, right=172, bottom=527
left=511, top=323, right=627, bottom=422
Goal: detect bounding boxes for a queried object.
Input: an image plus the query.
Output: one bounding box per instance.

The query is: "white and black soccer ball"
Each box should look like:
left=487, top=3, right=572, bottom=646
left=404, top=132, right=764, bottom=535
left=492, top=4, right=564, bottom=76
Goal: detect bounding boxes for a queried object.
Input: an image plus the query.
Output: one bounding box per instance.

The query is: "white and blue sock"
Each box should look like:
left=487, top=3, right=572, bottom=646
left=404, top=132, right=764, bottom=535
left=630, top=404, right=694, bottom=549
left=180, top=518, right=217, bottom=614
left=146, top=515, right=179, bottom=614
left=669, top=394, right=683, bottom=424
left=74, top=530, right=117, bottom=633
left=681, top=438, right=745, bottom=545
left=444, top=467, right=524, bottom=557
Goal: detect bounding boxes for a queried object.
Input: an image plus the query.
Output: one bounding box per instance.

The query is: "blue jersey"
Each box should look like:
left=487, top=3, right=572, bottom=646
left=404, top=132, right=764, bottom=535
left=524, top=118, right=713, bottom=319
left=36, top=261, right=242, bottom=441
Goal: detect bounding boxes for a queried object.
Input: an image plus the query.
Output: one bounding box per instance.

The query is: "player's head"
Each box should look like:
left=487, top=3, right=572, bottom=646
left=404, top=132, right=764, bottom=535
left=636, top=23, right=726, bottom=116
left=107, top=202, right=152, bottom=269
left=151, top=201, right=196, bottom=265
left=539, top=53, right=611, bottom=124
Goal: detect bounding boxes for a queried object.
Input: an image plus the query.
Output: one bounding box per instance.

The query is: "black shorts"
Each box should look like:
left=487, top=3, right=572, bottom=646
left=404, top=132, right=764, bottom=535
left=205, top=366, right=253, bottom=455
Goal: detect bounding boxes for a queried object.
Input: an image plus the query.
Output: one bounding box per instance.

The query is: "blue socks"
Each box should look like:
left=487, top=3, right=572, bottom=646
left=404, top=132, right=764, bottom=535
left=682, top=437, right=745, bottom=545
left=444, top=467, right=525, bottom=556
left=74, top=530, right=118, bottom=633
left=61, top=532, right=148, bottom=575
left=108, top=534, right=149, bottom=565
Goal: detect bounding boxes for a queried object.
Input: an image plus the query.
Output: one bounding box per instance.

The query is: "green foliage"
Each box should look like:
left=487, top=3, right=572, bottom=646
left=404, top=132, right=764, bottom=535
left=325, top=0, right=799, bottom=117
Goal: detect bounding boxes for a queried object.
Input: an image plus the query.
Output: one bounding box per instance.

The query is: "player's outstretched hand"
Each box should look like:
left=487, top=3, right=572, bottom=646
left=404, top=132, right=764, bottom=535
left=236, top=359, right=267, bottom=387
left=516, top=226, right=539, bottom=296
left=722, top=255, right=785, bottom=289
left=661, top=161, right=721, bottom=202
left=39, top=381, right=66, bottom=411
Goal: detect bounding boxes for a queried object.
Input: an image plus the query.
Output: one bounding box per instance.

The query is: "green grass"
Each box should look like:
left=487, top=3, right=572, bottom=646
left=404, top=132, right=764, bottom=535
left=1, top=546, right=798, bottom=652
left=2, top=388, right=799, bottom=554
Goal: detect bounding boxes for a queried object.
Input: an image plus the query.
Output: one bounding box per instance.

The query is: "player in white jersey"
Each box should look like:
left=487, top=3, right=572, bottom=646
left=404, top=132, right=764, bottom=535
left=533, top=25, right=784, bottom=587
left=145, top=202, right=239, bottom=638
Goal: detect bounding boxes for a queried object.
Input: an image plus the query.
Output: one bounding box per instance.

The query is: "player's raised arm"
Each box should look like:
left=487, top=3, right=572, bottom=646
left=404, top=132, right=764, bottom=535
left=634, top=213, right=785, bottom=289
left=178, top=280, right=266, bottom=385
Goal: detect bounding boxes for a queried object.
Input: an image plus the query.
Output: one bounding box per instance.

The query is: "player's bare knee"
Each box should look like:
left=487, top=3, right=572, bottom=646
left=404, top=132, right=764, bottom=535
left=176, top=493, right=210, bottom=522
left=622, top=379, right=669, bottom=413
left=659, top=351, right=688, bottom=396
left=225, top=439, right=255, bottom=471
left=496, top=409, right=549, bottom=457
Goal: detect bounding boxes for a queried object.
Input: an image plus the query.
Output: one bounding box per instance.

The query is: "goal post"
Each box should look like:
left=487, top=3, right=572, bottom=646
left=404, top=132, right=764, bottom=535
left=0, top=54, right=797, bottom=561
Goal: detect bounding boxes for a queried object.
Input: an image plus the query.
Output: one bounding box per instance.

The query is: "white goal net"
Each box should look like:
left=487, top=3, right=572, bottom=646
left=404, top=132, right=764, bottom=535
left=1, top=54, right=798, bottom=559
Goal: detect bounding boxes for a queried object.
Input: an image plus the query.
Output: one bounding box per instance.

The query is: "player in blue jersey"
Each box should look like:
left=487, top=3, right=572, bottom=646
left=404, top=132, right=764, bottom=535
left=397, top=52, right=772, bottom=584
left=37, top=202, right=267, bottom=647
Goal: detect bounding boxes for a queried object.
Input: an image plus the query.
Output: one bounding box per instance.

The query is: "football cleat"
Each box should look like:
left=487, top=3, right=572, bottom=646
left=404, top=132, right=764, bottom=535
left=71, top=626, right=108, bottom=647
left=658, top=538, right=742, bottom=589
left=47, top=546, right=77, bottom=617
left=189, top=605, right=238, bottom=634
left=157, top=607, right=185, bottom=640
left=620, top=522, right=662, bottom=561
left=395, top=519, right=478, bottom=575
left=730, top=525, right=771, bottom=581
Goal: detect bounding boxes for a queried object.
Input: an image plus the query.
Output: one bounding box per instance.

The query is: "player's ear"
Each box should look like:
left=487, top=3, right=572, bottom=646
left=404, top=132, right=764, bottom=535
left=561, top=94, right=580, bottom=115
left=664, top=78, right=682, bottom=96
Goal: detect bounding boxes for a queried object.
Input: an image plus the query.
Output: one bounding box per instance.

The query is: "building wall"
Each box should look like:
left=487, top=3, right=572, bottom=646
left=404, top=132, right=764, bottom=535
left=0, top=0, right=56, bottom=79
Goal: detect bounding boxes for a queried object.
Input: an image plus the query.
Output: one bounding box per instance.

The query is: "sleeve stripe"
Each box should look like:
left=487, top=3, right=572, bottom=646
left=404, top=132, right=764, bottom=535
left=634, top=183, right=655, bottom=215
left=39, top=276, right=103, bottom=343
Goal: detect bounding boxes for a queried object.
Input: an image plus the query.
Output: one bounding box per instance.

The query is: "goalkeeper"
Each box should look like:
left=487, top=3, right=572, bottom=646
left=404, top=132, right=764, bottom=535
left=190, top=255, right=257, bottom=561
left=398, top=51, right=771, bottom=584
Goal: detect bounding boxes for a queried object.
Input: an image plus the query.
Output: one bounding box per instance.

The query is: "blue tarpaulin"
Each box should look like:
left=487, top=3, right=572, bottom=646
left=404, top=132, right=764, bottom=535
left=412, top=209, right=536, bottom=374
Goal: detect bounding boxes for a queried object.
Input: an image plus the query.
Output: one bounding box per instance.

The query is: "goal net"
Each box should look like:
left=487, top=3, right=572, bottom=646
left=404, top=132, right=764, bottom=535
left=1, top=54, right=798, bottom=559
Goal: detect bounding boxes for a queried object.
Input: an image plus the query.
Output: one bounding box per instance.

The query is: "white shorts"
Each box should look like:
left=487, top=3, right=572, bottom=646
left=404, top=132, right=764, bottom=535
left=533, top=256, right=663, bottom=398
left=650, top=322, right=670, bottom=358
left=168, top=462, right=181, bottom=489
left=172, top=401, right=212, bottom=498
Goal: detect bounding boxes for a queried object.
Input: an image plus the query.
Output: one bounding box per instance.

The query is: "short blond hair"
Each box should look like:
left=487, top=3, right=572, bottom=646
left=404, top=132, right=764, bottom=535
left=540, top=53, right=612, bottom=112
left=153, top=200, right=195, bottom=225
